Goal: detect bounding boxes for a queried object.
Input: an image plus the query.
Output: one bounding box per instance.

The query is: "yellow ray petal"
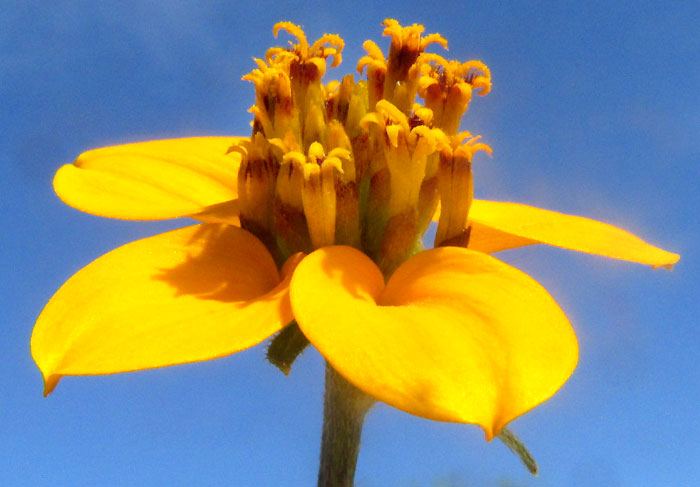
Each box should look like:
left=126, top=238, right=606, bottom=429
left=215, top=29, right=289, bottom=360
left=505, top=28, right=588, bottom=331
left=434, top=200, right=679, bottom=268
left=54, top=137, right=243, bottom=220
left=291, top=246, right=578, bottom=439
left=32, top=224, right=299, bottom=395
left=468, top=200, right=679, bottom=268
left=191, top=199, right=241, bottom=226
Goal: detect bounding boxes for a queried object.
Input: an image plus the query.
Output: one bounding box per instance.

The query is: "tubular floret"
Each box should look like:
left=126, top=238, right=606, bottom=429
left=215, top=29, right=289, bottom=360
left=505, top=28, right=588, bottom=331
left=239, top=19, right=491, bottom=273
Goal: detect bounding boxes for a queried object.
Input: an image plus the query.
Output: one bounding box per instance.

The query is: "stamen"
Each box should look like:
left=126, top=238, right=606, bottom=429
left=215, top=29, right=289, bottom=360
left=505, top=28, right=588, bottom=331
left=412, top=106, right=433, bottom=126
left=325, top=75, right=355, bottom=127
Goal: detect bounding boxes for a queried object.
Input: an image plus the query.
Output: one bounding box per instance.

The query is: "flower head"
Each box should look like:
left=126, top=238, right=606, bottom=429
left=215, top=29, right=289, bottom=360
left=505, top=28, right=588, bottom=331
left=32, top=20, right=679, bottom=441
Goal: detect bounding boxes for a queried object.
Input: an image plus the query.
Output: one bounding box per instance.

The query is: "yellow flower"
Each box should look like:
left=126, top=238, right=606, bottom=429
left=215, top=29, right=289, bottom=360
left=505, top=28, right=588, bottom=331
left=31, top=20, right=679, bottom=441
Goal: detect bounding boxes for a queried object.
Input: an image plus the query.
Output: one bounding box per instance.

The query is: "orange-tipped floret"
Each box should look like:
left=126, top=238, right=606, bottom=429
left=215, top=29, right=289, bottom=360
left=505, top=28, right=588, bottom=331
left=435, top=131, right=492, bottom=247
left=418, top=54, right=492, bottom=135
left=267, top=22, right=345, bottom=82
left=358, top=20, right=448, bottom=114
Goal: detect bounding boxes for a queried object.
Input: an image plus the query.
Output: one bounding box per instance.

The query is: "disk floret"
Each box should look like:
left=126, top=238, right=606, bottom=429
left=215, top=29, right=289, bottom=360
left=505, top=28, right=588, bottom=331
left=234, top=20, right=491, bottom=275
left=418, top=54, right=492, bottom=135
left=435, top=133, right=492, bottom=247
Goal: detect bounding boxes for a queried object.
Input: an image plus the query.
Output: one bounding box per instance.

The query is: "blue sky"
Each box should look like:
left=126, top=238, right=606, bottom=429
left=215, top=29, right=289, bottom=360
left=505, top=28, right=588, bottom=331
left=2, top=0, right=699, bottom=485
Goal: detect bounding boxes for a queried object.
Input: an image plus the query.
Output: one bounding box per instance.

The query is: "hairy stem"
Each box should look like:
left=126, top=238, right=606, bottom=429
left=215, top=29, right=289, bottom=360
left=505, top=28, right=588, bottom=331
left=317, top=363, right=374, bottom=487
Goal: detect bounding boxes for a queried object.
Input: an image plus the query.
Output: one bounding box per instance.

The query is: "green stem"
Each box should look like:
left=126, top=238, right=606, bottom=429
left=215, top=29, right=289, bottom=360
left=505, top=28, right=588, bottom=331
left=317, top=363, right=374, bottom=487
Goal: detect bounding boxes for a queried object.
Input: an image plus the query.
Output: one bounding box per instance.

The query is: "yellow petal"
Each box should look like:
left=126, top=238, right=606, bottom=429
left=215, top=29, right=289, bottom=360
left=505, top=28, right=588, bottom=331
left=291, top=246, right=578, bottom=439
left=54, top=137, right=243, bottom=220
left=32, top=224, right=298, bottom=395
left=191, top=199, right=241, bottom=226
left=434, top=200, right=680, bottom=268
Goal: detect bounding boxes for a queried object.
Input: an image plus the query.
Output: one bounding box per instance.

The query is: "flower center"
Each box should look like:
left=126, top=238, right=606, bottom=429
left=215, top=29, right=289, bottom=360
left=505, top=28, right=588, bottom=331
left=233, top=19, right=492, bottom=276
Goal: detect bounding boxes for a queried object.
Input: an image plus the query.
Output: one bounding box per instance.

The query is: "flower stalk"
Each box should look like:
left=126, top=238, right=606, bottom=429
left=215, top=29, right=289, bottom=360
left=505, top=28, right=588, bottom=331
left=318, top=363, right=374, bottom=487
